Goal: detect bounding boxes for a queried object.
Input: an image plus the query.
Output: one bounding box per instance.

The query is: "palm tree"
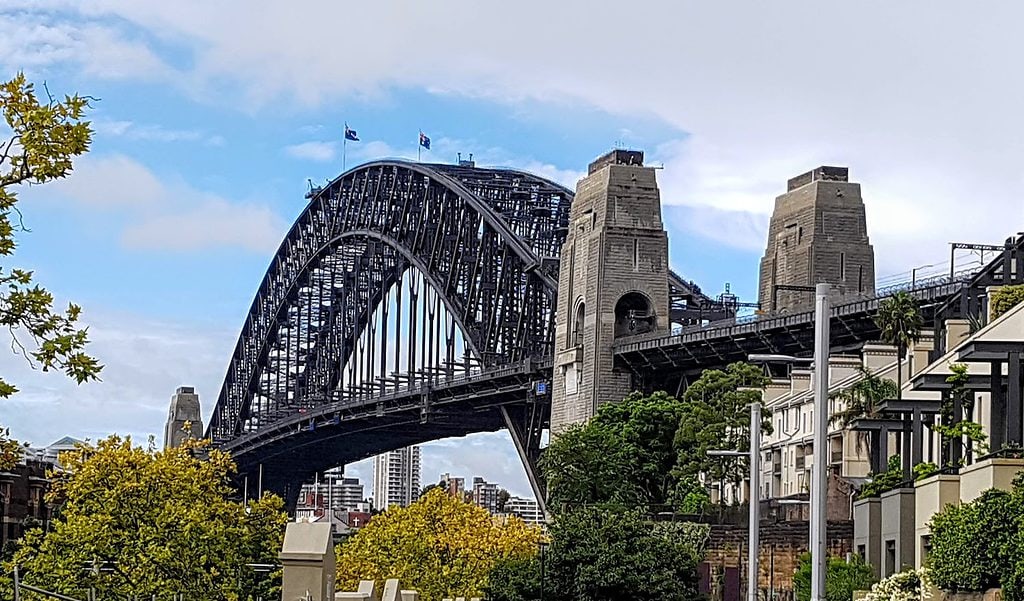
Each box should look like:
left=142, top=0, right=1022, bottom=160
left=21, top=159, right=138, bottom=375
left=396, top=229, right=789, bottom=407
left=830, top=366, right=900, bottom=466
left=875, top=291, right=924, bottom=399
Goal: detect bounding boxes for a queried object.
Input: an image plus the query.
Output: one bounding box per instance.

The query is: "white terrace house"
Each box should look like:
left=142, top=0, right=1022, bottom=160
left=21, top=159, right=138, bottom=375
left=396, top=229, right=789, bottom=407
left=713, top=342, right=906, bottom=507
left=854, top=298, right=1024, bottom=579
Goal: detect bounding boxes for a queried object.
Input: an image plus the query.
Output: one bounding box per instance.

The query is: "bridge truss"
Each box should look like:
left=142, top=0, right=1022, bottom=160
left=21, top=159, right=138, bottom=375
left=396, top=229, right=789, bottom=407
left=207, top=160, right=731, bottom=504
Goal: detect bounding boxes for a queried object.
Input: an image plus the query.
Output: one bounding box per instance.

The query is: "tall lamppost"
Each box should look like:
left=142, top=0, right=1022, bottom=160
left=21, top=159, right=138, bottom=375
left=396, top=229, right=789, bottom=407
left=749, top=282, right=831, bottom=601
left=708, top=400, right=762, bottom=601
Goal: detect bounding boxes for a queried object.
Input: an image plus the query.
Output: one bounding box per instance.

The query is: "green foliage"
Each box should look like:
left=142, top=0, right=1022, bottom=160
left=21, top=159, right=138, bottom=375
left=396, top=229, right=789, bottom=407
left=4, top=436, right=287, bottom=601
left=0, top=74, right=102, bottom=399
left=830, top=366, right=899, bottom=428
left=542, top=420, right=639, bottom=511
left=335, top=489, right=543, bottom=601
left=486, top=557, right=541, bottom=601
left=0, top=425, right=26, bottom=470
left=542, top=369, right=768, bottom=513
left=675, top=362, right=771, bottom=491
left=858, top=455, right=906, bottom=499
left=546, top=508, right=704, bottom=601
left=912, top=462, right=939, bottom=481
left=991, top=285, right=1024, bottom=319
left=829, top=366, right=899, bottom=454
left=875, top=291, right=923, bottom=398
left=794, top=553, right=876, bottom=601
left=927, top=488, right=1019, bottom=593
left=593, top=391, right=689, bottom=505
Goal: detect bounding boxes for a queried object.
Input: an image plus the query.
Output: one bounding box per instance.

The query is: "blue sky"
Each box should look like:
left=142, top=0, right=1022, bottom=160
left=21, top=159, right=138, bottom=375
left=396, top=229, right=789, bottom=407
left=3, top=1, right=1024, bottom=499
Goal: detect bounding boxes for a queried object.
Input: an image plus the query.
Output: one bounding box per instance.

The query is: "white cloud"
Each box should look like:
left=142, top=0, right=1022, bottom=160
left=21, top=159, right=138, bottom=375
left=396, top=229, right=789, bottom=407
left=21, top=0, right=1012, bottom=275
left=93, top=119, right=224, bottom=145
left=32, top=153, right=288, bottom=253
left=0, top=14, right=171, bottom=81
left=284, top=141, right=338, bottom=162
left=0, top=309, right=234, bottom=447
left=122, top=198, right=284, bottom=253
left=45, top=154, right=164, bottom=208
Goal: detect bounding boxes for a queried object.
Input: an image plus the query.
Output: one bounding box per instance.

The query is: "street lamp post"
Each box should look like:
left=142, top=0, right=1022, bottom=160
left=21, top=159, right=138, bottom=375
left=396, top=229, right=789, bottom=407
left=748, top=282, right=831, bottom=601
left=708, top=400, right=761, bottom=601
left=810, top=283, right=831, bottom=601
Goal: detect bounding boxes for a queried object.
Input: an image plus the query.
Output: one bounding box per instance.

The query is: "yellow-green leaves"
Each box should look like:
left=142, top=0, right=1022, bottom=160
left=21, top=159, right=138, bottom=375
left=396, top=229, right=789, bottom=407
left=7, top=436, right=287, bottom=601
left=335, top=489, right=544, bottom=601
left=0, top=74, right=101, bottom=399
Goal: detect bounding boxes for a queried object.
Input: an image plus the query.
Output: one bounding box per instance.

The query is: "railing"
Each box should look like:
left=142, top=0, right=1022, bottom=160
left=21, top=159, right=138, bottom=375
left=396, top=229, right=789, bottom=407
left=622, top=267, right=979, bottom=347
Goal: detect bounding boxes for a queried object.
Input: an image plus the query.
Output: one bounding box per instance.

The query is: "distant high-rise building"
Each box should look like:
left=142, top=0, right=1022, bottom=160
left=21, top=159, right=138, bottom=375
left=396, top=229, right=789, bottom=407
left=372, top=446, right=421, bottom=510
left=758, top=166, right=875, bottom=313
left=471, top=477, right=499, bottom=513
left=298, top=467, right=365, bottom=513
left=164, top=386, right=202, bottom=449
left=504, top=496, right=544, bottom=524
left=440, top=473, right=465, bottom=498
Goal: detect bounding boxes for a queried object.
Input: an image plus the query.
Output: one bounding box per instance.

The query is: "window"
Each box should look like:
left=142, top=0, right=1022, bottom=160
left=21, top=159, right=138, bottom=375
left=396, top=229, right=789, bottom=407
left=840, top=252, right=847, bottom=281
left=633, top=238, right=640, bottom=271
left=573, top=302, right=585, bottom=347
left=857, top=544, right=866, bottom=560
left=885, top=540, right=897, bottom=577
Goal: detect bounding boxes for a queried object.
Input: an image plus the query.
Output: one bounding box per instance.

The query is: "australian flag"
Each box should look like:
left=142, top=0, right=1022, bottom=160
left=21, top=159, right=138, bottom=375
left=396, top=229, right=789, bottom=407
left=344, top=124, right=359, bottom=142
left=419, top=131, right=431, bottom=150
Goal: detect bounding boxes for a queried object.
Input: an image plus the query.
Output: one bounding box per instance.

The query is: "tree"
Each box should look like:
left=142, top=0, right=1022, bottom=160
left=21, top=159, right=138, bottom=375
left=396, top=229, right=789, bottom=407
left=931, top=364, right=987, bottom=463
left=674, top=362, right=770, bottom=494
left=830, top=366, right=899, bottom=432
left=0, top=74, right=102, bottom=400
left=794, top=553, right=876, bottom=601
left=0, top=425, right=27, bottom=470
left=829, top=365, right=899, bottom=471
left=5, top=435, right=287, bottom=601
left=594, top=391, right=689, bottom=506
left=927, top=488, right=1019, bottom=593
left=496, top=488, right=511, bottom=513
left=488, top=508, right=705, bottom=601
left=541, top=391, right=701, bottom=513
left=991, top=284, right=1024, bottom=320
left=335, top=488, right=543, bottom=601
left=541, top=420, right=636, bottom=511
left=874, top=292, right=923, bottom=399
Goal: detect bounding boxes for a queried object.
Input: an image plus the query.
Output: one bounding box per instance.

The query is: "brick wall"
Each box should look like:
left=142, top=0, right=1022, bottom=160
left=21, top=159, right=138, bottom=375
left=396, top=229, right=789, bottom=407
left=702, top=520, right=854, bottom=594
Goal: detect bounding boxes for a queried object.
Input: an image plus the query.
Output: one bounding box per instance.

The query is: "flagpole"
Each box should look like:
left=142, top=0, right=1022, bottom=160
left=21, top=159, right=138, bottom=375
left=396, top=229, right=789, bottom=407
left=343, top=136, right=347, bottom=171
left=417, top=131, right=421, bottom=163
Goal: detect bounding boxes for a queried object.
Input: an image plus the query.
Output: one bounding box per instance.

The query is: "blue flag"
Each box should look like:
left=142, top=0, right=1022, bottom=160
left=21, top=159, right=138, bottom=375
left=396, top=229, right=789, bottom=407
left=419, top=131, right=431, bottom=150
left=344, top=125, right=359, bottom=142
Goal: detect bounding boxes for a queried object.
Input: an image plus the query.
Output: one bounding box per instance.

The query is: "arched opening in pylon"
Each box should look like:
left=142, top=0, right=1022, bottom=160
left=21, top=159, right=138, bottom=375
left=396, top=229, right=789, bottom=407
left=614, top=291, right=654, bottom=338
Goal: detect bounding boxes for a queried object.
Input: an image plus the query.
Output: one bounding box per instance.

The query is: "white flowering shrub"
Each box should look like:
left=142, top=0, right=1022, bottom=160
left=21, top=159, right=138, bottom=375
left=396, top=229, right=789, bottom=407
left=863, top=568, right=931, bottom=601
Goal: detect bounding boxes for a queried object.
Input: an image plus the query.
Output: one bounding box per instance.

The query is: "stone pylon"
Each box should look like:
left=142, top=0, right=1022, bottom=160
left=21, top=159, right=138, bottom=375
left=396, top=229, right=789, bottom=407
left=550, top=149, right=670, bottom=432
left=163, top=386, right=202, bottom=449
left=758, top=166, right=875, bottom=312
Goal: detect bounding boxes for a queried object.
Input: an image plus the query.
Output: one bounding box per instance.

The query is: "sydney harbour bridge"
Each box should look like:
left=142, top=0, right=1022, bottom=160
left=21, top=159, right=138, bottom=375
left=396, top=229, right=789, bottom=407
left=204, top=151, right=1024, bottom=508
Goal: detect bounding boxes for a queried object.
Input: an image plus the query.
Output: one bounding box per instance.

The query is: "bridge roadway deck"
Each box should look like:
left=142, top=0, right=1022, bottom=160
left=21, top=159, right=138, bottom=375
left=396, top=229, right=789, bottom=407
left=615, top=279, right=966, bottom=391
left=222, top=360, right=551, bottom=485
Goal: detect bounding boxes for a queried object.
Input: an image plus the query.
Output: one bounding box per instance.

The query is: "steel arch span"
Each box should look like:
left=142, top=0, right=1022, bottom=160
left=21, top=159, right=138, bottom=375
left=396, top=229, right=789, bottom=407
left=207, top=160, right=574, bottom=504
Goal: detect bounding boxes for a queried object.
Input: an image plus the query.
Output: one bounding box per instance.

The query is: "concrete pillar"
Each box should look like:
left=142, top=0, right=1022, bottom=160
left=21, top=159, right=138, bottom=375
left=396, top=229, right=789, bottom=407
left=280, top=522, right=335, bottom=601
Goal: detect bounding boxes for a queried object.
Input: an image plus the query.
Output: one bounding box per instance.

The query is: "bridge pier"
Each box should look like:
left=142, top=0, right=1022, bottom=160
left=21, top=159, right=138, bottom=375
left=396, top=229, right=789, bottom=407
left=551, top=149, right=671, bottom=432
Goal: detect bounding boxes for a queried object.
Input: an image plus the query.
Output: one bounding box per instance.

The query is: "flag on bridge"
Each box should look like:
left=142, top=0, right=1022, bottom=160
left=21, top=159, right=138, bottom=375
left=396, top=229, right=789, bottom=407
left=419, top=131, right=431, bottom=150
left=344, top=124, right=359, bottom=142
